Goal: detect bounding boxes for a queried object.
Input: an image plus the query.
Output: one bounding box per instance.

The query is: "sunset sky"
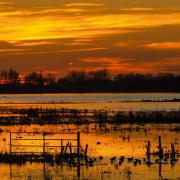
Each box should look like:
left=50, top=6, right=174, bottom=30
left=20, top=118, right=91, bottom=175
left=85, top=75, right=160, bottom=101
left=0, top=0, right=180, bottom=76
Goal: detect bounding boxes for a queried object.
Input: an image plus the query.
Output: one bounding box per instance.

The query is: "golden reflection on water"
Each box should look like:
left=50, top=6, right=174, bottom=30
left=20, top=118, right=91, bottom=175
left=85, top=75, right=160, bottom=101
left=0, top=162, right=179, bottom=180
left=0, top=102, right=180, bottom=111
left=0, top=124, right=179, bottom=157
left=0, top=124, right=179, bottom=179
left=0, top=95, right=179, bottom=179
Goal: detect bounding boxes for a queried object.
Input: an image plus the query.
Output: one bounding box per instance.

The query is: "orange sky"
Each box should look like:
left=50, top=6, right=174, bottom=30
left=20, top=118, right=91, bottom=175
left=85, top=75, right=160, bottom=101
left=0, top=0, right=180, bottom=76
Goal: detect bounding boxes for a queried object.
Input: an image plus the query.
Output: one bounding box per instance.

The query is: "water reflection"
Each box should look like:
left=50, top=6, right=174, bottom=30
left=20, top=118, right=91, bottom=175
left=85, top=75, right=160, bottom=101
left=0, top=93, right=180, bottom=111
left=0, top=123, right=179, bottom=179
left=1, top=93, right=180, bottom=103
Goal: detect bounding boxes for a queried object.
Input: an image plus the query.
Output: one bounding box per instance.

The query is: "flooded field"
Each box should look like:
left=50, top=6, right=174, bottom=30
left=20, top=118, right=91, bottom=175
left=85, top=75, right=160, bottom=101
left=1, top=93, right=180, bottom=103
left=0, top=93, right=180, bottom=111
left=0, top=124, right=179, bottom=180
left=0, top=93, right=179, bottom=179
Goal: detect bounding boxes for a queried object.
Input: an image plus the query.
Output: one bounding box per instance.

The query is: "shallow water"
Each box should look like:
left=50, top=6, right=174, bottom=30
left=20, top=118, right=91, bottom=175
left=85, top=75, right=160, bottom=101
left=0, top=93, right=180, bottom=111
left=0, top=93, right=179, bottom=179
left=1, top=161, right=180, bottom=180
left=1, top=93, right=180, bottom=103
left=0, top=123, right=179, bottom=180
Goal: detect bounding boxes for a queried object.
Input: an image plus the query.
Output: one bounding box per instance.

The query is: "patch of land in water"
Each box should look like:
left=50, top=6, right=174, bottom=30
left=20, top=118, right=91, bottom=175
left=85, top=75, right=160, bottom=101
left=0, top=106, right=180, bottom=125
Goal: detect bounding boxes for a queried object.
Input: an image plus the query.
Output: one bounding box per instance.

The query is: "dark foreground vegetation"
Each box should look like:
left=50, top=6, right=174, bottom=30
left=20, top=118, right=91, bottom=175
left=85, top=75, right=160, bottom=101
left=0, top=107, right=180, bottom=125
left=0, top=69, right=180, bottom=93
left=0, top=132, right=179, bottom=173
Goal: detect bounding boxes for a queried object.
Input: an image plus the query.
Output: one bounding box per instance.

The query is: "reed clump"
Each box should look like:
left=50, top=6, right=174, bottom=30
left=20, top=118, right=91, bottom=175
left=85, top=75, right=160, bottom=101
left=0, top=107, right=179, bottom=125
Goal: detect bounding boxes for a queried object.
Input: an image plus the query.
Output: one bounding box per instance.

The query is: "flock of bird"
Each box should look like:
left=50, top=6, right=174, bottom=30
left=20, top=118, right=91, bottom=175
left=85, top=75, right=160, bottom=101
left=87, top=155, right=178, bottom=167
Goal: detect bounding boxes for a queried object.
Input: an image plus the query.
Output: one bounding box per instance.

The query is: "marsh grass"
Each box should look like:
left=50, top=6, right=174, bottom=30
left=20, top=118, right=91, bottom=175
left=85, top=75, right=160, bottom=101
left=0, top=107, right=179, bottom=125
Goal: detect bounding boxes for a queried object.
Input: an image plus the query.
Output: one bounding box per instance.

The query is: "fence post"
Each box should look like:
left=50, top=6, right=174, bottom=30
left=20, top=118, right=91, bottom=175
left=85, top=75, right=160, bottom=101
left=171, top=143, right=175, bottom=161
left=85, top=144, right=88, bottom=158
left=61, top=139, right=63, bottom=155
left=77, top=132, right=80, bottom=156
left=10, top=132, right=12, bottom=155
left=43, top=132, right=46, bottom=156
left=146, top=141, right=151, bottom=161
left=77, top=131, right=81, bottom=179
left=158, top=136, right=163, bottom=159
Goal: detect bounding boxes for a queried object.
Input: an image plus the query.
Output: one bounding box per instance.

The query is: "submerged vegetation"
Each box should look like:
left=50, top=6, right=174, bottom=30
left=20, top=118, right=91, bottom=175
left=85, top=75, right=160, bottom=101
left=0, top=107, right=180, bottom=125
left=0, top=69, right=180, bottom=93
left=0, top=130, right=179, bottom=180
left=0, top=122, right=179, bottom=179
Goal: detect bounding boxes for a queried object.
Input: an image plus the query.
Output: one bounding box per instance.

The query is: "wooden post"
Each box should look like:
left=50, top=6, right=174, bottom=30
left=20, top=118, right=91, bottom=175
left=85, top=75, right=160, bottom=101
left=61, top=139, right=63, bottom=155
left=171, top=143, right=175, bottom=161
left=64, top=142, right=69, bottom=154
left=9, top=132, right=12, bottom=178
left=77, top=132, right=80, bottom=156
left=77, top=132, right=81, bottom=178
left=10, top=132, right=12, bottom=155
left=146, top=141, right=150, bottom=161
left=77, top=159, right=80, bottom=179
left=43, top=132, right=45, bottom=156
left=85, top=144, right=88, bottom=158
left=158, top=136, right=161, bottom=152
left=159, top=160, right=162, bottom=177
left=69, top=143, right=72, bottom=155
left=158, top=136, right=163, bottom=159
left=61, top=146, right=65, bottom=156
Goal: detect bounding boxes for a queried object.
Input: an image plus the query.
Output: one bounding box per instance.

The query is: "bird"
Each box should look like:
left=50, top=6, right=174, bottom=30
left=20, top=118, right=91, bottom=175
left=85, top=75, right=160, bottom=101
left=99, top=156, right=103, bottom=160
left=128, top=157, right=133, bottom=162
left=110, top=157, right=116, bottom=163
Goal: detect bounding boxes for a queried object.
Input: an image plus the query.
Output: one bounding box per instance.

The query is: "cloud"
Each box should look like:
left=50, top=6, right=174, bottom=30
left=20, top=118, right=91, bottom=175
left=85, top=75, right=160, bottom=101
left=64, top=3, right=105, bottom=7
left=0, top=0, right=180, bottom=75
left=119, top=7, right=155, bottom=11
left=138, top=57, right=180, bottom=73
left=65, top=38, right=92, bottom=46
left=80, top=57, right=136, bottom=73
left=0, top=48, right=26, bottom=53
left=145, top=42, right=180, bottom=49
left=14, top=40, right=56, bottom=47
left=0, top=1, right=14, bottom=6
left=80, top=56, right=180, bottom=74
left=0, top=47, right=108, bottom=56
left=0, top=4, right=180, bottom=43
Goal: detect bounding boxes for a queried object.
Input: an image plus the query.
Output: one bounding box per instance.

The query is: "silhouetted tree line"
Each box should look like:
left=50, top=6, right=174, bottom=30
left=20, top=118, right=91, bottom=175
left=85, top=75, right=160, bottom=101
left=0, top=69, right=179, bottom=93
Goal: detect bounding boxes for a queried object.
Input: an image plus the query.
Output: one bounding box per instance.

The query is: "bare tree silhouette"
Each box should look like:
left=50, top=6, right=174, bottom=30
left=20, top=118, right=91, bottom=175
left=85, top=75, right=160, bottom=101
left=0, top=69, right=19, bottom=84
left=25, top=71, right=45, bottom=85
